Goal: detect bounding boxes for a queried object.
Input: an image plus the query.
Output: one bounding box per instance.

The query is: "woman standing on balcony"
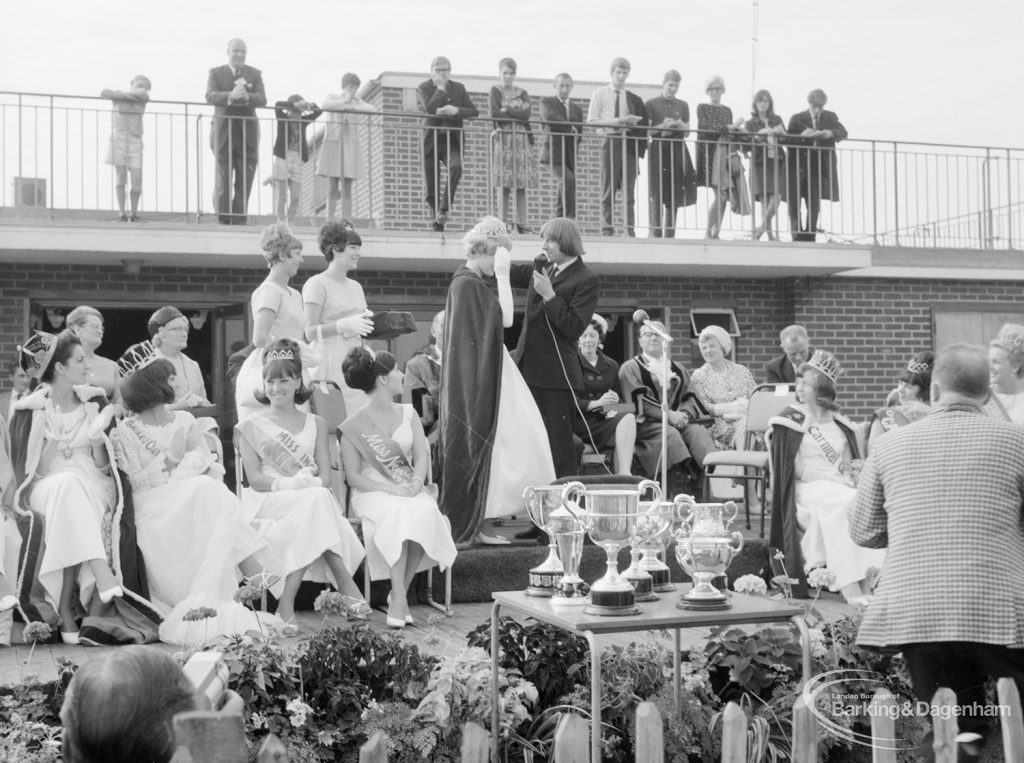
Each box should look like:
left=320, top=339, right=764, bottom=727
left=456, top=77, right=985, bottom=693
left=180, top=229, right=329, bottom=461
left=236, top=223, right=314, bottom=421
left=696, top=75, right=749, bottom=239
left=489, top=58, right=536, bottom=233
left=987, top=323, right=1024, bottom=425
left=316, top=73, right=375, bottom=221
left=741, top=89, right=787, bottom=241
left=303, top=221, right=373, bottom=417
left=66, top=306, right=120, bottom=400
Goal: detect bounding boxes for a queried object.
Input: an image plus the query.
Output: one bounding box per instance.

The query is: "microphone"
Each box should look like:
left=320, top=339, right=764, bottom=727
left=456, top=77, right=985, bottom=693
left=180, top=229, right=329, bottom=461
left=632, top=309, right=673, bottom=342
left=533, top=253, right=549, bottom=273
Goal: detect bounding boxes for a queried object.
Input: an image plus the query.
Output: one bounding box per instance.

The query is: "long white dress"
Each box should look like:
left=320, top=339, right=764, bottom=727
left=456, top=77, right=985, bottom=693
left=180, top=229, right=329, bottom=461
left=795, top=420, right=885, bottom=589
left=111, top=412, right=282, bottom=645
left=29, top=404, right=113, bottom=611
left=240, top=414, right=365, bottom=586
left=302, top=272, right=368, bottom=418
left=236, top=281, right=307, bottom=421
left=349, top=405, right=457, bottom=580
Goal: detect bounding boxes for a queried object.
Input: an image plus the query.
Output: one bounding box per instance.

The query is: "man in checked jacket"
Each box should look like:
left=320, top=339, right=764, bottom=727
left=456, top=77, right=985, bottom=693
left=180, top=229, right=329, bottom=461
left=850, top=344, right=1024, bottom=762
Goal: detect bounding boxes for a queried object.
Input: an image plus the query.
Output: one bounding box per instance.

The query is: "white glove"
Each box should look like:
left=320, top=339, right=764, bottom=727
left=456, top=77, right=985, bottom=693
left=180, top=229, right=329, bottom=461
left=87, top=405, right=117, bottom=441
left=296, top=338, right=321, bottom=368
left=272, top=468, right=321, bottom=491
left=336, top=311, right=374, bottom=338
left=494, top=247, right=514, bottom=329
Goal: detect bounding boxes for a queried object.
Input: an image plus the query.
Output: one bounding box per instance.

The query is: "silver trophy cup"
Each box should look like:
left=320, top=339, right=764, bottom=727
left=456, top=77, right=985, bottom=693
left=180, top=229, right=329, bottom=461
left=674, top=501, right=745, bottom=610
left=522, top=485, right=578, bottom=597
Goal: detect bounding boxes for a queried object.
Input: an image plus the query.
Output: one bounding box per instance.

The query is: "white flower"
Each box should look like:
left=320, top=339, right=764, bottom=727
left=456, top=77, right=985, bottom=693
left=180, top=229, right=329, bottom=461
left=286, top=698, right=313, bottom=729
left=733, top=574, right=767, bottom=596
left=250, top=712, right=268, bottom=730
left=807, top=567, right=837, bottom=590
left=805, top=627, right=828, bottom=660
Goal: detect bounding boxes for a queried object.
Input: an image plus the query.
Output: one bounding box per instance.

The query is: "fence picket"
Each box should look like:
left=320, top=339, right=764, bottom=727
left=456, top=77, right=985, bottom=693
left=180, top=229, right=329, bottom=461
left=720, top=701, right=747, bottom=763
left=358, top=731, right=388, bottom=763
left=634, top=701, right=664, bottom=763
left=460, top=721, right=490, bottom=763
left=868, top=688, right=897, bottom=763
left=553, top=712, right=590, bottom=762
left=791, top=694, right=818, bottom=762
left=930, top=687, right=959, bottom=763
left=997, top=677, right=1024, bottom=762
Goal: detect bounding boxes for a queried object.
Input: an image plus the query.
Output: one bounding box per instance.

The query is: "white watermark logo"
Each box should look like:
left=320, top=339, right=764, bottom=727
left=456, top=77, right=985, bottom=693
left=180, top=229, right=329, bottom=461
left=801, top=670, right=1010, bottom=751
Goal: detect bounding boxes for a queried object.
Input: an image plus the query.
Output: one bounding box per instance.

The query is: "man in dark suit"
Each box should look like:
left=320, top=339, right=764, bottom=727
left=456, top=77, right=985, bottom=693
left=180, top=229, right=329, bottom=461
left=205, top=38, right=266, bottom=225
left=1, top=362, right=31, bottom=424
left=763, top=324, right=810, bottom=384
left=509, top=218, right=599, bottom=478
left=539, top=74, right=583, bottom=219
left=785, top=89, right=847, bottom=242
left=417, top=57, right=479, bottom=232
left=587, top=57, right=648, bottom=236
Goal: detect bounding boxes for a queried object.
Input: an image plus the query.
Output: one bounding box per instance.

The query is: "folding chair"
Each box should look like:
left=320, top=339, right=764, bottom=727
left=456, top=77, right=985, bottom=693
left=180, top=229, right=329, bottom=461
left=341, top=427, right=453, bottom=617
left=701, top=383, right=797, bottom=537
left=309, top=380, right=349, bottom=513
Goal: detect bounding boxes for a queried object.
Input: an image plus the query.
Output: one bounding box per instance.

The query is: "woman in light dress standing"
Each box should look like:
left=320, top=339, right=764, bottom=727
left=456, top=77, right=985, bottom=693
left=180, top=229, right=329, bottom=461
left=316, top=73, right=375, bottom=221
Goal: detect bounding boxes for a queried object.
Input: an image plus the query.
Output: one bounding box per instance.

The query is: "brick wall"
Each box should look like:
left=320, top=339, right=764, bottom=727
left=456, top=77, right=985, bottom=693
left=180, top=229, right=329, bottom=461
left=3, top=262, right=1022, bottom=421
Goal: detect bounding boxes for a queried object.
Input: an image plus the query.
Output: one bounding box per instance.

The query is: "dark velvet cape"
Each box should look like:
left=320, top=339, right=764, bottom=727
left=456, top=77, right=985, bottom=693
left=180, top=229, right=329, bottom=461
left=768, top=405, right=859, bottom=599
left=9, top=396, right=161, bottom=643
left=439, top=266, right=504, bottom=545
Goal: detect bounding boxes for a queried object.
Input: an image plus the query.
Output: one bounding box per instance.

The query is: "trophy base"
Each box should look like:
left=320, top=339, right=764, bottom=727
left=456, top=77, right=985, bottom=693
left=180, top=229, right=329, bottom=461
left=677, top=597, right=731, bottom=611
left=550, top=593, right=588, bottom=607
left=623, top=575, right=658, bottom=602
left=525, top=568, right=564, bottom=597
left=645, top=567, right=671, bottom=590
left=653, top=582, right=676, bottom=593
left=584, top=602, right=642, bottom=616
left=588, top=586, right=636, bottom=613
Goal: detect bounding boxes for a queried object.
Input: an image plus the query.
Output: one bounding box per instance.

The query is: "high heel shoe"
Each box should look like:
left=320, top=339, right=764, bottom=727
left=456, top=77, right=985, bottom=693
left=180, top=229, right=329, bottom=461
left=279, top=617, right=300, bottom=638
left=98, top=585, right=124, bottom=604
left=244, top=571, right=281, bottom=592
left=385, top=616, right=406, bottom=629
left=387, top=593, right=414, bottom=625
left=60, top=631, right=80, bottom=645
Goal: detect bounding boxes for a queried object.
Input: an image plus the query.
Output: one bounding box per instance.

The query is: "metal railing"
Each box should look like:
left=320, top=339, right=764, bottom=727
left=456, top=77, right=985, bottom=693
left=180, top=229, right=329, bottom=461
left=2, top=90, right=1022, bottom=249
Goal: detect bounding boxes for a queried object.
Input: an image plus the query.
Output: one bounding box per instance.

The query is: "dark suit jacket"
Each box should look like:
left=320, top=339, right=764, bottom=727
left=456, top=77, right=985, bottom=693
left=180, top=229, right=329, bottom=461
left=206, top=64, right=267, bottom=152
left=417, top=80, right=478, bottom=147
left=272, top=102, right=323, bottom=161
left=509, top=259, right=600, bottom=391
left=785, top=109, right=847, bottom=200
left=620, top=91, right=649, bottom=160
left=763, top=353, right=799, bottom=384
left=539, top=96, right=583, bottom=168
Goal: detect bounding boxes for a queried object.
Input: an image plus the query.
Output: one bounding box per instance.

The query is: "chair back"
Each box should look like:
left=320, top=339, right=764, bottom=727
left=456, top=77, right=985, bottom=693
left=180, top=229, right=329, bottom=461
left=231, top=425, right=248, bottom=496
left=746, top=384, right=798, bottom=438
left=310, top=380, right=348, bottom=430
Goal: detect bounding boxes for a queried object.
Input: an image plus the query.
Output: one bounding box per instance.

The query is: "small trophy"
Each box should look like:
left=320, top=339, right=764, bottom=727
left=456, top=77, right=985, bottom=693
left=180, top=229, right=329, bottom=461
left=674, top=501, right=744, bottom=610
left=548, top=511, right=587, bottom=606
left=522, top=485, right=576, bottom=597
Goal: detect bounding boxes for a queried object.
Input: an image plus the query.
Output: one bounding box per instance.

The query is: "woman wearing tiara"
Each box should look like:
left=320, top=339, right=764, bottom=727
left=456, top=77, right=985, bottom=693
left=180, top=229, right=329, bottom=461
left=769, top=350, right=884, bottom=604
left=986, top=323, right=1024, bottom=425
left=111, top=342, right=283, bottom=644
left=9, top=331, right=160, bottom=645
left=238, top=339, right=369, bottom=631
left=340, top=347, right=457, bottom=628
left=236, top=223, right=314, bottom=421
left=440, top=216, right=556, bottom=546
left=868, top=351, right=933, bottom=447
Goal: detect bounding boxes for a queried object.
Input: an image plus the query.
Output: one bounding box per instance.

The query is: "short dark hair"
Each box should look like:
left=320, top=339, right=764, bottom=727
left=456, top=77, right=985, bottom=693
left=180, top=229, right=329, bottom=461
left=751, top=89, right=776, bottom=120
left=540, top=217, right=584, bottom=259
left=119, top=356, right=176, bottom=413
left=341, top=72, right=360, bottom=89
left=342, top=347, right=397, bottom=393
left=317, top=221, right=359, bottom=262
left=41, top=331, right=82, bottom=383
left=896, top=350, right=935, bottom=396
left=254, top=339, right=312, bottom=405
left=498, top=57, right=517, bottom=73
left=934, top=344, right=990, bottom=398
left=60, top=645, right=195, bottom=763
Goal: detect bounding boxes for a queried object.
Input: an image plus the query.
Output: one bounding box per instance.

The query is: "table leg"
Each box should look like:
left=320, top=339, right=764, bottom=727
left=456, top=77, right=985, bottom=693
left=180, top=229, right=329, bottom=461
left=491, top=601, right=502, bottom=762
left=790, top=615, right=812, bottom=683
left=673, top=628, right=681, bottom=713
left=585, top=631, right=600, bottom=763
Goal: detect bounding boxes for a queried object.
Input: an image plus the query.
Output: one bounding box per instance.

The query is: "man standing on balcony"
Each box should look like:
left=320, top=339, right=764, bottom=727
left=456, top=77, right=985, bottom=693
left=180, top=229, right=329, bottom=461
left=587, top=58, right=648, bottom=237
left=785, top=89, right=847, bottom=242
left=539, top=74, right=583, bottom=219
left=206, top=38, right=266, bottom=225
left=418, top=57, right=478, bottom=233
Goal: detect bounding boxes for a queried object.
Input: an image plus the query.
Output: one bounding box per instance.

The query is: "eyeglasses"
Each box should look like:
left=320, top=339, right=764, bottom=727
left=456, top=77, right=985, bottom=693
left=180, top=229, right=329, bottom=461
left=163, top=325, right=189, bottom=334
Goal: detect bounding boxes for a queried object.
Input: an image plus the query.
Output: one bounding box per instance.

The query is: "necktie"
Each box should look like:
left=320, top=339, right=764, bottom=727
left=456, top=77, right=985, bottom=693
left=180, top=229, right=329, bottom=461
left=234, top=68, right=242, bottom=79
left=613, top=91, right=621, bottom=118
left=812, top=114, right=819, bottom=131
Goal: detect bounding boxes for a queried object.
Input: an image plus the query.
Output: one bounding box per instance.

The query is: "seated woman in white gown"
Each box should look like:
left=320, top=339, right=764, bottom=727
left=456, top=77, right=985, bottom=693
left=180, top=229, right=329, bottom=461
left=339, top=347, right=457, bottom=629
left=111, top=342, right=283, bottom=645
left=237, top=338, right=369, bottom=632
left=769, top=351, right=884, bottom=605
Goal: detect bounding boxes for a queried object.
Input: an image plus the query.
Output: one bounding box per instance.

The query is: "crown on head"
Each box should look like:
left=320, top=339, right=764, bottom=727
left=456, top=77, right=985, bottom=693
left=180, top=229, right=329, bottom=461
left=807, top=350, right=842, bottom=384
left=471, top=216, right=510, bottom=239
left=906, top=359, right=932, bottom=375
left=264, top=347, right=295, bottom=362
left=18, top=331, right=58, bottom=380
left=117, top=341, right=159, bottom=377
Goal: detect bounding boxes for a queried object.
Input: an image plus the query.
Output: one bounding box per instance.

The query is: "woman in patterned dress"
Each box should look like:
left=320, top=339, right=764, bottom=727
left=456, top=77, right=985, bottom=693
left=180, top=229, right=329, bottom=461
left=689, top=325, right=756, bottom=450
left=489, top=57, right=536, bottom=233
left=739, top=89, right=787, bottom=240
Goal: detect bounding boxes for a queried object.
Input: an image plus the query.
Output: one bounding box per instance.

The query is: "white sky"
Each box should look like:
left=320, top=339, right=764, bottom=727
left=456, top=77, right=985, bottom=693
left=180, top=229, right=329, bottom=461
left=2, top=0, right=1022, bottom=147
